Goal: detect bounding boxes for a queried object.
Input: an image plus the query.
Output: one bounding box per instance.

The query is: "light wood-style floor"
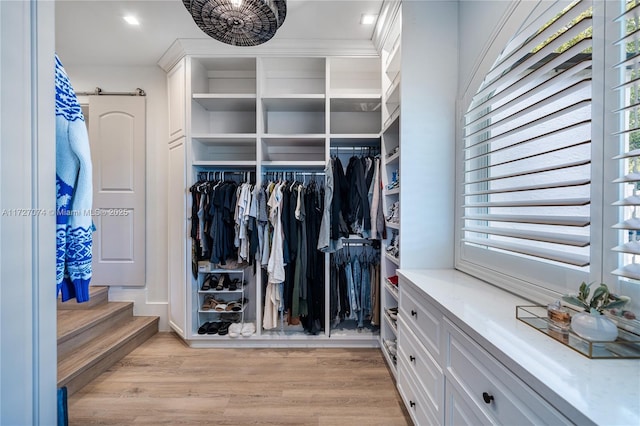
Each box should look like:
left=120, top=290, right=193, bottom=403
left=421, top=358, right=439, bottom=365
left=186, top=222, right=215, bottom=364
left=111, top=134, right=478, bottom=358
left=68, top=332, right=412, bottom=425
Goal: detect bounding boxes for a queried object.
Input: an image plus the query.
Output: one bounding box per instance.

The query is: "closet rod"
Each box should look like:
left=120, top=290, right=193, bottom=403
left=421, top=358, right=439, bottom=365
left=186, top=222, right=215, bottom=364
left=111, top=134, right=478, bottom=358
left=75, top=87, right=146, bottom=96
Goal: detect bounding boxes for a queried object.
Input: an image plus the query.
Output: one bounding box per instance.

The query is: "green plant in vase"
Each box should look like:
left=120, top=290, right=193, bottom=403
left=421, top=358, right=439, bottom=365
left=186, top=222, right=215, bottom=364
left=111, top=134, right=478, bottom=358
left=562, top=282, right=631, bottom=342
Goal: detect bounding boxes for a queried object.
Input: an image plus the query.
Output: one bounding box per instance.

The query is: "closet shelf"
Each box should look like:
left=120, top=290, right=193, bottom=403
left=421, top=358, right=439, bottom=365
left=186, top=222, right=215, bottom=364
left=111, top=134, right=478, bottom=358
left=385, top=252, right=400, bottom=266
left=383, top=310, right=398, bottom=333
left=386, top=221, right=400, bottom=230
left=330, top=135, right=381, bottom=144
left=382, top=108, right=401, bottom=134
left=328, top=93, right=382, bottom=101
left=261, top=160, right=326, bottom=169
left=381, top=344, right=398, bottom=378
left=192, top=93, right=256, bottom=111
left=384, top=150, right=400, bottom=165
left=386, top=33, right=401, bottom=73
left=192, top=134, right=257, bottom=142
left=384, top=279, right=399, bottom=301
left=261, top=134, right=326, bottom=142
left=386, top=187, right=400, bottom=196
left=193, top=160, right=257, bottom=167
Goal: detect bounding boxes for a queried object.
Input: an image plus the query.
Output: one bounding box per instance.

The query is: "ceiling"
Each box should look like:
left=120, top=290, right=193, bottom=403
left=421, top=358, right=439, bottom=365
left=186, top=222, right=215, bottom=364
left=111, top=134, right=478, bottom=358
left=55, top=0, right=384, bottom=67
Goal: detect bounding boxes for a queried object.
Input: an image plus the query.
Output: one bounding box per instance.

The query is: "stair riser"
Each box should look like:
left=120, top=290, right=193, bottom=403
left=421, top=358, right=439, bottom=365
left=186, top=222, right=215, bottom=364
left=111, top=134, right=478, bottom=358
left=58, top=304, right=134, bottom=359
left=60, top=318, right=159, bottom=396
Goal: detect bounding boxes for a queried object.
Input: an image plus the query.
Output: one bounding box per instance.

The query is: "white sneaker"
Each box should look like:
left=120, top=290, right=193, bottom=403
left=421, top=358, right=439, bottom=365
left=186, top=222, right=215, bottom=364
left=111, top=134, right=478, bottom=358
left=241, top=322, right=255, bottom=337
left=228, top=322, right=242, bottom=338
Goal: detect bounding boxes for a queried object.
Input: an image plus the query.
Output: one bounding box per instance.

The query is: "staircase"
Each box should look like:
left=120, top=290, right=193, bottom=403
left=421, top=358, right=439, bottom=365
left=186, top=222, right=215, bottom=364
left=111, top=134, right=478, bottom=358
left=57, top=286, right=159, bottom=396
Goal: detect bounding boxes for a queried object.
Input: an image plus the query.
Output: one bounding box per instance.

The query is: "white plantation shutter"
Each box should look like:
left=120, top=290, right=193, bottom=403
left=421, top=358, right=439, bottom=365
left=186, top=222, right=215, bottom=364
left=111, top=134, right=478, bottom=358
left=613, top=0, right=640, bottom=281
left=462, top=0, right=593, bottom=274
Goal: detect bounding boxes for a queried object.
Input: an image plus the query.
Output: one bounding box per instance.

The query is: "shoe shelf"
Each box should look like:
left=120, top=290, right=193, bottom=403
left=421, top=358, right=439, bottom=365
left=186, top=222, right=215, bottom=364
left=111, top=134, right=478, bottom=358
left=386, top=186, right=400, bottom=195
left=196, top=267, right=249, bottom=337
left=384, top=308, right=398, bottom=334
left=386, top=221, right=400, bottom=230
left=384, top=278, right=399, bottom=301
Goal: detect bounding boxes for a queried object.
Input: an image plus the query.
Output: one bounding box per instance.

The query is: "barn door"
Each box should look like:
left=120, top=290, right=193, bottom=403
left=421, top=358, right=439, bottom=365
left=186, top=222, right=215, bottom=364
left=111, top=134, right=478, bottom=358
left=88, top=96, right=146, bottom=286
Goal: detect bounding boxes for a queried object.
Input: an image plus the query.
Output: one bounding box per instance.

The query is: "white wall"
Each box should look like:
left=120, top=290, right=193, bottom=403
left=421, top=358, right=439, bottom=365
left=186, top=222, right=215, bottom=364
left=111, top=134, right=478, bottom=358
left=63, top=65, right=170, bottom=330
left=399, top=0, right=458, bottom=269
left=1, top=1, right=57, bottom=423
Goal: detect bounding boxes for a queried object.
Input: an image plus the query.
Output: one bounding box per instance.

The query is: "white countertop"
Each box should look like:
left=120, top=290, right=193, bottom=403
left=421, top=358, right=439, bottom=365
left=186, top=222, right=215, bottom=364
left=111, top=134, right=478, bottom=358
left=397, top=269, right=640, bottom=426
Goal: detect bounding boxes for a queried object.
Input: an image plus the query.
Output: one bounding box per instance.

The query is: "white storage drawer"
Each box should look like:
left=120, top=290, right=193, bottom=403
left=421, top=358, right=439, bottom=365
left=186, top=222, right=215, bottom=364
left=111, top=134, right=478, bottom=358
left=445, top=320, right=571, bottom=426
left=397, top=317, right=444, bottom=424
left=444, top=379, right=488, bottom=426
left=397, top=354, right=436, bottom=426
left=398, top=276, right=443, bottom=362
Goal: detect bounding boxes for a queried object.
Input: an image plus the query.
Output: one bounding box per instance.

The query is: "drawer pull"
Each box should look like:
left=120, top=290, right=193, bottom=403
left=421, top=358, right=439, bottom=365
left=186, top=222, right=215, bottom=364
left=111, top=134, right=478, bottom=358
left=409, top=355, right=416, bottom=363
left=411, top=310, right=417, bottom=317
left=409, top=400, right=416, bottom=408
left=482, top=392, right=494, bottom=404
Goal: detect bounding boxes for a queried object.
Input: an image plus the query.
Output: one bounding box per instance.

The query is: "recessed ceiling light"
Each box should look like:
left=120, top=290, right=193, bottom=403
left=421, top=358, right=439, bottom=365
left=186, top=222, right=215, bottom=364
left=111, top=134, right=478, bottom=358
left=361, top=14, right=377, bottom=25
left=123, top=16, right=140, bottom=26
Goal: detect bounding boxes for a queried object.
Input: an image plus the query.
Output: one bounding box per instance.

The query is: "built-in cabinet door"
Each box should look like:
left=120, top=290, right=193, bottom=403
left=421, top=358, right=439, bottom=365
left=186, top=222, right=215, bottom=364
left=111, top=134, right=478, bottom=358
left=168, top=59, right=186, bottom=142
left=168, top=137, right=187, bottom=337
left=89, top=95, right=146, bottom=286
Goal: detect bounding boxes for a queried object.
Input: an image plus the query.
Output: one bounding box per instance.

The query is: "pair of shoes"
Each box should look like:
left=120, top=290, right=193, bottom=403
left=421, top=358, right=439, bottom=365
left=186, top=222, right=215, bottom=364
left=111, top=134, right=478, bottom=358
left=228, top=278, right=240, bottom=291
left=201, top=274, right=215, bottom=291
left=201, top=295, right=219, bottom=310
left=215, top=273, right=230, bottom=291
left=204, top=321, right=222, bottom=335
left=386, top=307, right=398, bottom=321
left=241, top=322, right=255, bottom=337
left=217, top=321, right=232, bottom=336
left=387, top=275, right=398, bottom=286
left=228, top=322, right=242, bottom=338
left=197, top=321, right=211, bottom=334
left=386, top=201, right=399, bottom=223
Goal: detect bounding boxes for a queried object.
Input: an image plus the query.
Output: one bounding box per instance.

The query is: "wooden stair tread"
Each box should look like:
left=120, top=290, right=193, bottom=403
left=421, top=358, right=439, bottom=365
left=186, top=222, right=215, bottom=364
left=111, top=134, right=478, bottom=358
left=57, top=286, right=109, bottom=310
left=57, top=301, right=133, bottom=344
left=58, top=315, right=159, bottom=387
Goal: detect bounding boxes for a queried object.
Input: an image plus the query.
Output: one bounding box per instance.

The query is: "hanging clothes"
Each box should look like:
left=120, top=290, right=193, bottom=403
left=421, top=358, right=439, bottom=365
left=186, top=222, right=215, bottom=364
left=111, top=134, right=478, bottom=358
left=261, top=174, right=326, bottom=334
left=55, top=53, right=95, bottom=303
left=330, top=244, right=379, bottom=330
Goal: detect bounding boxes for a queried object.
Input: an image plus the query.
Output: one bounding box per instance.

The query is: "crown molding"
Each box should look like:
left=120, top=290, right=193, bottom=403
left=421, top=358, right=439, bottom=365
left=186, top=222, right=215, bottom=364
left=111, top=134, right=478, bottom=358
left=157, top=38, right=378, bottom=71
left=372, top=0, right=401, bottom=53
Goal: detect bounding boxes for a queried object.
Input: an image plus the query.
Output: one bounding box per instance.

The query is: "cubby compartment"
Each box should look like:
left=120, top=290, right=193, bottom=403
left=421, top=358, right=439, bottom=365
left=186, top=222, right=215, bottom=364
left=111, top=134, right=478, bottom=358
left=262, top=97, right=325, bottom=134
left=190, top=57, right=257, bottom=95
left=329, top=57, right=381, bottom=96
left=260, top=57, right=326, bottom=96
left=330, top=97, right=381, bottom=134
left=261, top=136, right=326, bottom=163
left=191, top=97, right=257, bottom=134
left=192, top=136, right=257, bottom=164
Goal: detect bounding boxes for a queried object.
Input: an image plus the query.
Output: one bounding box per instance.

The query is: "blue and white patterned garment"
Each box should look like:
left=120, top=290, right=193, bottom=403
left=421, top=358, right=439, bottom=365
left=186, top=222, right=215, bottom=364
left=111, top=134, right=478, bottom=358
left=55, top=53, right=94, bottom=303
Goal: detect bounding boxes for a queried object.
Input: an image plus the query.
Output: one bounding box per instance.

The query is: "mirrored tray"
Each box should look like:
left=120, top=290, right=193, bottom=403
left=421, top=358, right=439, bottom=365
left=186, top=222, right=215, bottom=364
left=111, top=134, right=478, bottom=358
left=516, top=305, right=640, bottom=359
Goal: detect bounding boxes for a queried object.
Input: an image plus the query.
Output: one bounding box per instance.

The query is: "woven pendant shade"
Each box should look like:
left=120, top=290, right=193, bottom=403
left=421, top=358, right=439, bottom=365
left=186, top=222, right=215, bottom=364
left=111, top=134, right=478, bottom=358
left=183, top=0, right=287, bottom=47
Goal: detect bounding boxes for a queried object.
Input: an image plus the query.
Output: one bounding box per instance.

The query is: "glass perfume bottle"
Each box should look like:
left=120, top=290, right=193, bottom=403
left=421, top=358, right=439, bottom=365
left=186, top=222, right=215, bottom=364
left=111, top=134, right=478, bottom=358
left=547, top=300, right=570, bottom=334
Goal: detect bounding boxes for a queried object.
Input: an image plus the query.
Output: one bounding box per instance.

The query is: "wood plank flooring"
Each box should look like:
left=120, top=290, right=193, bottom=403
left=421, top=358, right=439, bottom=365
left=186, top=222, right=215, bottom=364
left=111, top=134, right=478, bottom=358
left=67, top=332, right=412, bottom=425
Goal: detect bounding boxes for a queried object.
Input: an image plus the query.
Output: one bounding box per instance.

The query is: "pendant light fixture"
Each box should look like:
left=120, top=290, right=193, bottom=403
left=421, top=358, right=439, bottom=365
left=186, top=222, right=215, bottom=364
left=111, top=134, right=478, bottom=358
left=183, top=0, right=287, bottom=47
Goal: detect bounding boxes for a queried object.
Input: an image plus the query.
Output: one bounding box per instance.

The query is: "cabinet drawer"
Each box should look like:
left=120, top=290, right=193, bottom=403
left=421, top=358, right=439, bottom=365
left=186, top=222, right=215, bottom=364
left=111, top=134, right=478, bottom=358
left=397, top=356, right=437, bottom=426
left=445, top=320, right=571, bottom=426
left=397, top=317, right=444, bottom=423
left=398, top=277, right=443, bottom=362
left=445, top=380, right=488, bottom=426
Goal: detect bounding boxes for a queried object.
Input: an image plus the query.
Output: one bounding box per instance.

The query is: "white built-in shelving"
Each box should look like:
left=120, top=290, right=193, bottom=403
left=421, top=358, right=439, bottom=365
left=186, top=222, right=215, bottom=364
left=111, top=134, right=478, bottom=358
left=164, top=48, right=384, bottom=346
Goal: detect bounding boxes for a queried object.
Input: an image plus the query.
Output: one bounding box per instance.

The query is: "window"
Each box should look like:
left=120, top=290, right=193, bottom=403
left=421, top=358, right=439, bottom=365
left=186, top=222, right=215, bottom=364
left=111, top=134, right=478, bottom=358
left=458, top=0, right=595, bottom=298
left=613, top=1, right=640, bottom=286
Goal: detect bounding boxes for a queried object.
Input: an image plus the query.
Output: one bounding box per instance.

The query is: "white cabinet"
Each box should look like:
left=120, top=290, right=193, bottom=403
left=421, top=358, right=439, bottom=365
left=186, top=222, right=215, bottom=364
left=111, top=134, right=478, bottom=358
left=162, top=48, right=383, bottom=346
left=379, top=0, right=402, bottom=378
left=397, top=272, right=573, bottom=426
left=444, top=319, right=571, bottom=426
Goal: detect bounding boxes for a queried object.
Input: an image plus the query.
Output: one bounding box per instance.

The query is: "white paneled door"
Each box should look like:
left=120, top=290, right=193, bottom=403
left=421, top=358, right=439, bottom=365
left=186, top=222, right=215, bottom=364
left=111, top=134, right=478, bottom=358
left=89, top=96, right=146, bottom=286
